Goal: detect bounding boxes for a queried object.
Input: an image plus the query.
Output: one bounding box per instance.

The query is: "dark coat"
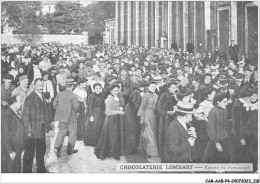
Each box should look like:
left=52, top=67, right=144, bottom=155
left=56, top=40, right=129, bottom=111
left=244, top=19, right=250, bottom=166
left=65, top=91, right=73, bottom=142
left=22, top=91, right=49, bottom=139
left=162, top=118, right=193, bottom=163
left=53, top=89, right=79, bottom=122
left=232, top=100, right=250, bottom=141
left=1, top=84, right=15, bottom=104
left=186, top=42, right=194, bottom=53
left=1, top=107, right=26, bottom=173
left=157, top=92, right=178, bottom=158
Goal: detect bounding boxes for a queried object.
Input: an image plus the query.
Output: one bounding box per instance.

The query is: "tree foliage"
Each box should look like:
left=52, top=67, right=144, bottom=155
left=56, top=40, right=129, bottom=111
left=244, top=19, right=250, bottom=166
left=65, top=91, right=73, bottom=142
left=1, top=1, right=43, bottom=42
left=81, top=1, right=115, bottom=36
left=43, top=1, right=84, bottom=34
left=2, top=1, right=115, bottom=41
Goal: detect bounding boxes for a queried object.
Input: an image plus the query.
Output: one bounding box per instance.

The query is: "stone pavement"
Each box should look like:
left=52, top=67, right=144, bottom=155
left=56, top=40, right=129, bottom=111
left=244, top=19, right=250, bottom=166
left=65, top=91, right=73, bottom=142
left=42, top=122, right=160, bottom=173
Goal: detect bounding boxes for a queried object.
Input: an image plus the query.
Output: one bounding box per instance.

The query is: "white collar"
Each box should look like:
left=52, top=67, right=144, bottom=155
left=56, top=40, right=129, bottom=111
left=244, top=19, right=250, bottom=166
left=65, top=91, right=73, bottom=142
left=177, top=117, right=188, bottom=132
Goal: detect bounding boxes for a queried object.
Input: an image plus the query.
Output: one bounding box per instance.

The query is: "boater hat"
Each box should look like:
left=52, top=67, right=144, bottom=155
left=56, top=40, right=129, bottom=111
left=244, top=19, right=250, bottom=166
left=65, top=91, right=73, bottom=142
left=174, top=101, right=196, bottom=114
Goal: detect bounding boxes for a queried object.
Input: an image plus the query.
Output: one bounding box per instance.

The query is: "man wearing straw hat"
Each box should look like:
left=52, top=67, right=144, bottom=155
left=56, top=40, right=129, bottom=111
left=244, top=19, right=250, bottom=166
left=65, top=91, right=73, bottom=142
left=162, top=101, right=197, bottom=163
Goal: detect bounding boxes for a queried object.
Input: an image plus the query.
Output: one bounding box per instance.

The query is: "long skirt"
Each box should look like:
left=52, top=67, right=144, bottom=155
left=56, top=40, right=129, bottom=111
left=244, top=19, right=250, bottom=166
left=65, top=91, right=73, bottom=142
left=139, top=109, right=158, bottom=157
left=124, top=103, right=140, bottom=154
left=230, top=137, right=251, bottom=163
left=94, top=115, right=121, bottom=159
left=202, top=138, right=230, bottom=163
left=84, top=108, right=105, bottom=147
left=193, top=120, right=209, bottom=162
left=77, top=102, right=86, bottom=141
left=158, top=114, right=175, bottom=159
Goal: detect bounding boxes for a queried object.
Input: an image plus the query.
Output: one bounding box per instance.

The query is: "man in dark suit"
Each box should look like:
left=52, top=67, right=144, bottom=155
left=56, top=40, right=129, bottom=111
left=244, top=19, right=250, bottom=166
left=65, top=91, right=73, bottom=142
left=241, top=67, right=253, bottom=87
left=183, top=62, right=193, bottom=83
left=171, top=40, right=178, bottom=51
left=22, top=78, right=50, bottom=173
left=162, top=101, right=197, bottom=163
left=229, top=40, right=239, bottom=63
left=1, top=96, right=25, bottom=173
left=186, top=40, right=194, bottom=54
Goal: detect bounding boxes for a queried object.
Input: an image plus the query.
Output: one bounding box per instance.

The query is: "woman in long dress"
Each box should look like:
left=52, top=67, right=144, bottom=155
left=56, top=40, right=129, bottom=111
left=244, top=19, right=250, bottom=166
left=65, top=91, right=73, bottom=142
left=202, top=92, right=230, bottom=163
left=73, top=78, right=88, bottom=141
left=84, top=83, right=106, bottom=147
left=124, top=83, right=144, bottom=154
left=137, top=80, right=158, bottom=157
left=94, top=83, right=125, bottom=160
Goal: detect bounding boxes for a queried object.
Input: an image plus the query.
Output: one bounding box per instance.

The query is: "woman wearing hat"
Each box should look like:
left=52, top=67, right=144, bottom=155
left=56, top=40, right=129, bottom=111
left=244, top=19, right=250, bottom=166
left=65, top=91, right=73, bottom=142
left=137, top=80, right=159, bottom=158
left=94, top=83, right=125, bottom=160
left=157, top=79, right=179, bottom=159
left=14, top=65, right=25, bottom=87
left=73, top=78, right=88, bottom=141
left=162, top=101, right=197, bottom=163
left=85, top=82, right=106, bottom=147
left=202, top=92, right=230, bottom=163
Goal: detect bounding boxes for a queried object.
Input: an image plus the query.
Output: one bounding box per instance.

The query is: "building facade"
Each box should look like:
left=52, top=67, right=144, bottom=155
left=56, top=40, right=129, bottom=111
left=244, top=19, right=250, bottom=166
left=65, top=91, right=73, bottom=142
left=114, top=1, right=258, bottom=62
left=41, top=1, right=58, bottom=15
left=104, top=18, right=115, bottom=45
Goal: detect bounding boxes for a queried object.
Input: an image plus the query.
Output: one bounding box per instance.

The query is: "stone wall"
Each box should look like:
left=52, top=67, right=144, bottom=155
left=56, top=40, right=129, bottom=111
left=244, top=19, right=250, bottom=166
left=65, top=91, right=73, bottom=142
left=1, top=34, right=88, bottom=45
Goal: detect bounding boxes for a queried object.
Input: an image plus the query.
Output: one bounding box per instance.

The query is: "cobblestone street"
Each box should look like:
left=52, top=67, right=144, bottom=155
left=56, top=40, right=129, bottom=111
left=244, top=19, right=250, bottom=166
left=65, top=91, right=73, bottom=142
left=42, top=122, right=160, bottom=173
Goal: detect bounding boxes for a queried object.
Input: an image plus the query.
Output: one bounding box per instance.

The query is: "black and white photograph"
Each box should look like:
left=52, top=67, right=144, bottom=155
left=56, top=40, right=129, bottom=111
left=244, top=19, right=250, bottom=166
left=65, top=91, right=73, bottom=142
left=0, top=0, right=259, bottom=183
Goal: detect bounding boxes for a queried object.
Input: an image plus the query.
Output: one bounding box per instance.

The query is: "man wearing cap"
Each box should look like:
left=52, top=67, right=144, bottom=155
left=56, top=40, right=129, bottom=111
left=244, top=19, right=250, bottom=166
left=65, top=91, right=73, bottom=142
left=11, top=75, right=33, bottom=108
left=131, top=67, right=143, bottom=86
left=241, top=67, right=253, bottom=87
left=229, top=40, right=239, bottom=63
left=162, top=101, right=197, bottom=163
left=1, top=74, right=16, bottom=108
left=53, top=77, right=79, bottom=157
left=183, top=62, right=193, bottom=83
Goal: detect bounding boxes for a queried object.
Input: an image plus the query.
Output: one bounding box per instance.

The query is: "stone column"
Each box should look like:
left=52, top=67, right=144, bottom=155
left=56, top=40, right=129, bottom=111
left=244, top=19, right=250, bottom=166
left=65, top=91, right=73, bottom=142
left=150, top=2, right=154, bottom=48
left=183, top=1, right=189, bottom=50
left=144, top=1, right=149, bottom=48
left=115, top=1, right=119, bottom=44
left=231, top=1, right=237, bottom=43
left=127, top=1, right=132, bottom=46
left=155, top=1, right=160, bottom=48
left=120, top=1, right=124, bottom=44
left=168, top=1, right=173, bottom=49
left=175, top=2, right=180, bottom=49
left=135, top=1, right=139, bottom=46
left=194, top=1, right=197, bottom=52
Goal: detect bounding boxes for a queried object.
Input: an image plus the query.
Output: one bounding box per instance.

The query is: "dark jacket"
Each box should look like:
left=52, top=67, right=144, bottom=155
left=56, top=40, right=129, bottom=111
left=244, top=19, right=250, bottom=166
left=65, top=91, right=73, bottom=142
left=2, top=107, right=26, bottom=155
left=186, top=42, right=194, bottom=53
left=232, top=99, right=250, bottom=141
left=1, top=84, right=15, bottom=104
left=207, top=106, right=229, bottom=143
left=163, top=118, right=192, bottom=163
left=22, top=91, right=49, bottom=139
left=53, top=89, right=79, bottom=122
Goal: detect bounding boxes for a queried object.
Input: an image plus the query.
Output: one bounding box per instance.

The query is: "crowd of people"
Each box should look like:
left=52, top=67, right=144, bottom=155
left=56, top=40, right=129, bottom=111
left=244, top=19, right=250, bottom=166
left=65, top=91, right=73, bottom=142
left=1, top=40, right=258, bottom=173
